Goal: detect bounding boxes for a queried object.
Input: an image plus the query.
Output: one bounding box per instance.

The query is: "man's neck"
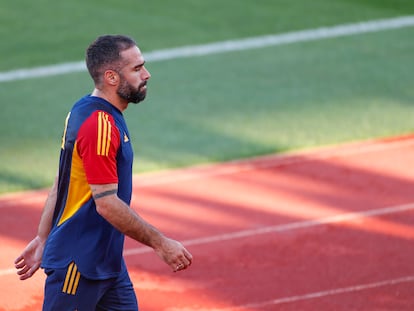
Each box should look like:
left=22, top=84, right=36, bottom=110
left=91, top=88, right=128, bottom=112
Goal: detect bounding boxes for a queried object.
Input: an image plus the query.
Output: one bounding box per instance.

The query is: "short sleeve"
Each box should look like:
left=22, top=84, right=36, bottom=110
left=76, top=110, right=121, bottom=184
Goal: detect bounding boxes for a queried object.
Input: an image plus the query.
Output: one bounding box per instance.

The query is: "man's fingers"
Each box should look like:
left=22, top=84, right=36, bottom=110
left=182, top=257, right=191, bottom=267
left=179, top=248, right=192, bottom=266
left=15, top=261, right=25, bottom=269
left=17, top=264, right=40, bottom=280
left=173, top=250, right=193, bottom=272
left=14, top=255, right=24, bottom=265
left=19, top=271, right=33, bottom=281
left=15, top=257, right=41, bottom=279
left=184, top=249, right=193, bottom=264
left=174, top=263, right=186, bottom=272
left=16, top=265, right=30, bottom=276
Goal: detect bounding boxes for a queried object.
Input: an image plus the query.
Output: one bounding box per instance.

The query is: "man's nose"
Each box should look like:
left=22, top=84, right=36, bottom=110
left=142, top=66, right=151, bottom=80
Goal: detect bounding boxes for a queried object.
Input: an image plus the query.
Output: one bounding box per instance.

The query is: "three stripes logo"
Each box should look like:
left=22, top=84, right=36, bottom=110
left=97, top=111, right=112, bottom=156
left=62, top=262, right=81, bottom=295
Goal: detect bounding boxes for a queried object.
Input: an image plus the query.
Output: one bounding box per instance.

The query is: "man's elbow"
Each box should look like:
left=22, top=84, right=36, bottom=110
left=90, top=184, right=119, bottom=218
left=95, top=198, right=113, bottom=219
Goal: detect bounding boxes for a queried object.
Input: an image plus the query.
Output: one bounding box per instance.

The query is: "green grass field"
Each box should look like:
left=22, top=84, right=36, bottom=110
left=1, top=0, right=414, bottom=193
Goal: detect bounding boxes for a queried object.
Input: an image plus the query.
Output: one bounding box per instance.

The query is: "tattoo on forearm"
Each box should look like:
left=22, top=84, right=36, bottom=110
left=93, top=189, right=117, bottom=200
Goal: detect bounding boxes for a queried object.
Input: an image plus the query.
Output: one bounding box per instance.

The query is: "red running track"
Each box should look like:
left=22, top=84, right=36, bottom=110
left=1, top=135, right=414, bottom=310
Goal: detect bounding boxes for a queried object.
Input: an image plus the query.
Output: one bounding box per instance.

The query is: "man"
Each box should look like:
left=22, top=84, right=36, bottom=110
left=14, top=35, right=193, bottom=310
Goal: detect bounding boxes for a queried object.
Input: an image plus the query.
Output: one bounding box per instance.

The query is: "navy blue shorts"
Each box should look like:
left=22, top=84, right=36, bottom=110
left=42, top=262, right=138, bottom=311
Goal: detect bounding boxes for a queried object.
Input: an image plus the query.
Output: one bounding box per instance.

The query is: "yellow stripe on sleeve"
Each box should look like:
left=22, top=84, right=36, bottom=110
left=101, top=113, right=107, bottom=155
left=97, top=111, right=102, bottom=155
left=105, top=115, right=112, bottom=156
left=96, top=112, right=112, bottom=156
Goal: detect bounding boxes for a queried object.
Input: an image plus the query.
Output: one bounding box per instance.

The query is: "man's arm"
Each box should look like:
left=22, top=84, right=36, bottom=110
left=91, top=183, right=193, bottom=272
left=14, top=174, right=59, bottom=280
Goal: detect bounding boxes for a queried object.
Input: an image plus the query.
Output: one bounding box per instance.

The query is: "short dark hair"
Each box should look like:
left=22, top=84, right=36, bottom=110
left=86, top=35, right=137, bottom=85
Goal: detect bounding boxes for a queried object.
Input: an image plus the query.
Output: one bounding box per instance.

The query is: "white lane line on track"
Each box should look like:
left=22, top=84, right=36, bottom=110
left=1, top=16, right=414, bottom=82
left=168, top=275, right=414, bottom=311
left=2, top=202, right=413, bottom=277
left=0, top=268, right=17, bottom=277
left=123, top=202, right=414, bottom=256
left=2, top=137, right=414, bottom=275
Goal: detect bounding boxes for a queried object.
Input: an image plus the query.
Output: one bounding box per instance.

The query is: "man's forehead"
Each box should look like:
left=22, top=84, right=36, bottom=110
left=121, top=46, right=145, bottom=65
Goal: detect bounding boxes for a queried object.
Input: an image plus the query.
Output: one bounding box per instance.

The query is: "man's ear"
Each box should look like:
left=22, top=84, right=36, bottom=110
left=104, top=70, right=119, bottom=86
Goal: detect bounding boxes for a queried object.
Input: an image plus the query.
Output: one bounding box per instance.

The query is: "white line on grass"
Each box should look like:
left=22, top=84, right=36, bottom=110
left=1, top=16, right=414, bottom=82
left=169, top=275, right=414, bottom=311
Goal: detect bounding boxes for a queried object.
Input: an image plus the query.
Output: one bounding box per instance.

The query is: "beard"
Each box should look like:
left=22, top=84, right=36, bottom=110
left=117, top=79, right=147, bottom=104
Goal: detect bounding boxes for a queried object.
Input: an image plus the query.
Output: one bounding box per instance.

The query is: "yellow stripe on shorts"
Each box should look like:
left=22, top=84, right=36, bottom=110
left=62, top=262, right=81, bottom=295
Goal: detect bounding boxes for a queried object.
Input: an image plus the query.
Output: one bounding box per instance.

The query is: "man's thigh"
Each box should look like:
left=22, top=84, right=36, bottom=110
left=97, top=267, right=138, bottom=311
left=42, top=262, right=137, bottom=311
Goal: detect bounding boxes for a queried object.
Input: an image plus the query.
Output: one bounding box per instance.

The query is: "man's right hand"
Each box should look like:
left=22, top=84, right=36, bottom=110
left=14, top=236, right=45, bottom=280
